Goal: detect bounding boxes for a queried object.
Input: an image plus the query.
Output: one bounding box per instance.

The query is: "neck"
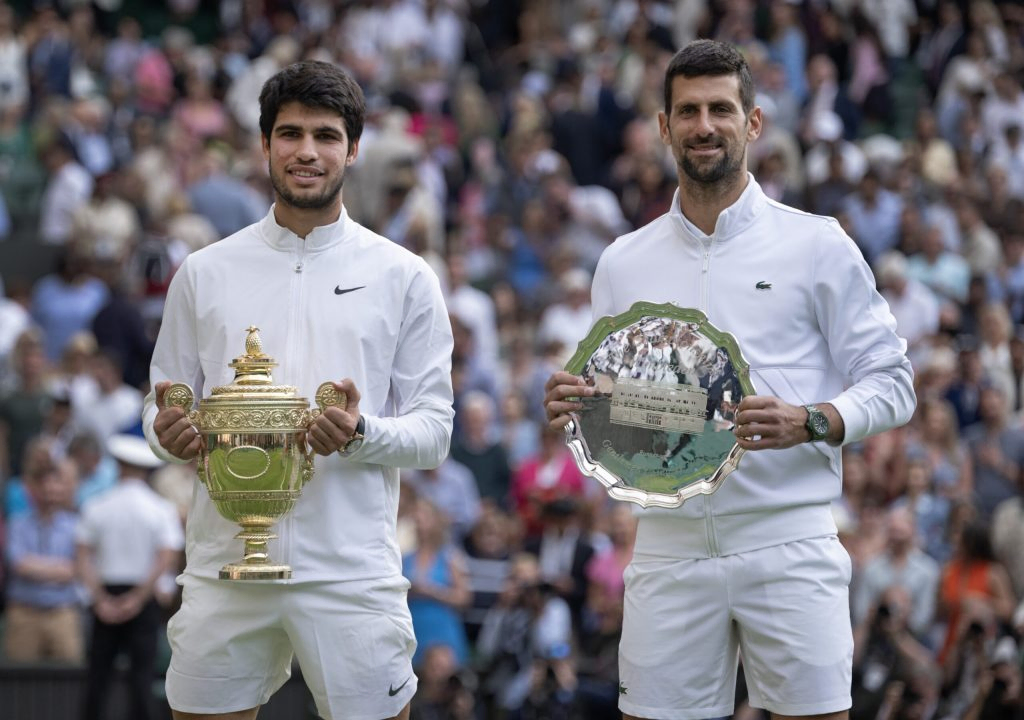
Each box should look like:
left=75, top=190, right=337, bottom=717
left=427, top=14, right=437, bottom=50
left=677, top=171, right=748, bottom=235
left=273, top=198, right=343, bottom=239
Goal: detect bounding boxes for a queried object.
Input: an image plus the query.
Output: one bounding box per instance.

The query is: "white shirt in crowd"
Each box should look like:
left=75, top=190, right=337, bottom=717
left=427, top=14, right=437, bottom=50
left=39, top=161, right=93, bottom=246
left=76, top=478, right=183, bottom=586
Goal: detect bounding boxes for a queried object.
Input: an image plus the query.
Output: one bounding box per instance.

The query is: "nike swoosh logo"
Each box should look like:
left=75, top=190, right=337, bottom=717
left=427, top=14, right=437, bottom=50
left=388, top=676, right=412, bottom=696
left=335, top=285, right=366, bottom=295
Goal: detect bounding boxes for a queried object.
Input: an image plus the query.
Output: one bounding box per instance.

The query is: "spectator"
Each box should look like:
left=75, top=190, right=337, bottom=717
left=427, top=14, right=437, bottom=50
left=75, top=434, right=183, bottom=720
left=892, top=452, right=951, bottom=562
left=842, top=169, right=904, bottom=267
left=30, top=248, right=108, bottom=363
left=0, top=276, right=31, bottom=390
left=409, top=643, right=477, bottom=720
left=90, top=252, right=155, bottom=390
left=461, top=506, right=515, bottom=645
left=907, top=221, right=972, bottom=307
left=403, top=497, right=472, bottom=669
left=451, top=390, right=512, bottom=510
left=936, top=520, right=1016, bottom=664
left=536, top=268, right=593, bottom=363
left=875, top=250, right=941, bottom=366
left=69, top=167, right=140, bottom=264
left=963, top=385, right=1024, bottom=518
left=851, top=506, right=940, bottom=638
left=524, top=497, right=595, bottom=631
left=851, top=586, right=938, bottom=720
left=4, top=458, right=83, bottom=663
left=403, top=457, right=482, bottom=544
left=0, top=329, right=55, bottom=478
left=69, top=349, right=143, bottom=442
left=512, top=424, right=588, bottom=540
left=37, top=133, right=93, bottom=248
left=991, top=480, right=1024, bottom=601
left=184, top=145, right=267, bottom=239
left=476, top=552, right=576, bottom=718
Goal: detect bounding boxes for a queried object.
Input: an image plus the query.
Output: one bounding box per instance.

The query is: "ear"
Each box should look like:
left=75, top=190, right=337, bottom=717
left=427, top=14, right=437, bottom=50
left=657, top=111, right=671, bottom=147
left=346, top=138, right=360, bottom=166
left=747, top=106, right=763, bottom=143
left=261, top=132, right=271, bottom=160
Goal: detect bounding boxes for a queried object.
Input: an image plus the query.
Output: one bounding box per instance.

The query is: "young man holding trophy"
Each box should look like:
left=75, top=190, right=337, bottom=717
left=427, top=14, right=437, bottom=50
left=143, top=61, right=454, bottom=720
left=544, top=40, right=915, bottom=720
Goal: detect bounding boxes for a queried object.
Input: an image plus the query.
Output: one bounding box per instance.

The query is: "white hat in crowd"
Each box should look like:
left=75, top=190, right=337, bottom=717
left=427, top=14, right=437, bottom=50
left=107, top=434, right=164, bottom=469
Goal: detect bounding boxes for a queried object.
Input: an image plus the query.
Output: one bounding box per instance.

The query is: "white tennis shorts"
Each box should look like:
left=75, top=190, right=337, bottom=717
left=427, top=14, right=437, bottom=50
left=165, top=575, right=417, bottom=719
left=618, top=535, right=853, bottom=719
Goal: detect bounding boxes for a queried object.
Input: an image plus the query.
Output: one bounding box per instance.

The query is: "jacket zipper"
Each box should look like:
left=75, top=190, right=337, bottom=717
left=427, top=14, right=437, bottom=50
left=281, top=241, right=308, bottom=569
left=699, top=239, right=719, bottom=556
left=699, top=242, right=711, bottom=313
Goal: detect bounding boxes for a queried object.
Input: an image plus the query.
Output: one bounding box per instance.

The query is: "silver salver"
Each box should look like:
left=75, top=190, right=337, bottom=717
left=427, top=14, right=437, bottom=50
left=564, top=302, right=755, bottom=508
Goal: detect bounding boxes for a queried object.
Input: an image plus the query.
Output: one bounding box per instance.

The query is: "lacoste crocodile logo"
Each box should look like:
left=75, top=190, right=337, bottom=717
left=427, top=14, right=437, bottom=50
left=335, top=285, right=366, bottom=295
left=389, top=676, right=412, bottom=696
left=755, top=281, right=772, bottom=290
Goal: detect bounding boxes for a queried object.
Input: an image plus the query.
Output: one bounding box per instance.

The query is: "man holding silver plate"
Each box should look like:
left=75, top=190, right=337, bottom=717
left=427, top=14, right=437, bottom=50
left=142, top=62, right=454, bottom=720
left=544, top=40, right=915, bottom=720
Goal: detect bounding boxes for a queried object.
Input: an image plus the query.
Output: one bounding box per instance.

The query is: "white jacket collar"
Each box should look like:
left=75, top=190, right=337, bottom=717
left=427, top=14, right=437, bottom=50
left=669, top=173, right=767, bottom=242
left=259, top=204, right=351, bottom=252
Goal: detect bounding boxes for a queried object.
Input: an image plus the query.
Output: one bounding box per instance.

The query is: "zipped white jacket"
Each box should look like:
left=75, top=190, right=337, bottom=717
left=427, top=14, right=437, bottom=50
left=592, top=176, right=915, bottom=559
left=142, top=207, right=454, bottom=582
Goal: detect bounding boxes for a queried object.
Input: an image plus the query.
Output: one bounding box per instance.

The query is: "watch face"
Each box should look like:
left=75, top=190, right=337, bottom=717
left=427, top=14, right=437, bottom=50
left=810, top=412, right=829, bottom=438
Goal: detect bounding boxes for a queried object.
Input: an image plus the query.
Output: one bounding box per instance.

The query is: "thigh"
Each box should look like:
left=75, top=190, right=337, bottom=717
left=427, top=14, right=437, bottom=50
left=618, top=555, right=739, bottom=720
left=165, top=578, right=293, bottom=715
left=46, top=606, right=84, bottom=663
left=3, top=604, right=44, bottom=662
left=732, top=537, right=853, bottom=718
left=284, top=578, right=418, bottom=720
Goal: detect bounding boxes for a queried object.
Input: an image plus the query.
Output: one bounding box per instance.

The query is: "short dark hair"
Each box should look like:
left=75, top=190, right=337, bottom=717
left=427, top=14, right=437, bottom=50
left=259, top=60, right=366, bottom=145
left=663, top=39, right=755, bottom=115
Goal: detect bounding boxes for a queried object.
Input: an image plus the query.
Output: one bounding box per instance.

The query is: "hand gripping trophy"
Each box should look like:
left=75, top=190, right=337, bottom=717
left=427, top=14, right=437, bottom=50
left=162, top=326, right=343, bottom=580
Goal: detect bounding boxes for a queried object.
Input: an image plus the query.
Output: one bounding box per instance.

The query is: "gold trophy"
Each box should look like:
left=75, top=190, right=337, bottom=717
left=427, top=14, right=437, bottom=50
left=162, top=326, right=344, bottom=580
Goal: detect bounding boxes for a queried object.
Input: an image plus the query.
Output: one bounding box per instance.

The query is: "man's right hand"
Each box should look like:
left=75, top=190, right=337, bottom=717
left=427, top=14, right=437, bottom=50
left=153, top=381, right=201, bottom=461
left=543, top=371, right=594, bottom=429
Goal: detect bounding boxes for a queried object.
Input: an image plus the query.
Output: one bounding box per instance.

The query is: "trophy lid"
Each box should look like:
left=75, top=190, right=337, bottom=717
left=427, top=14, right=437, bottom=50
left=206, top=326, right=302, bottom=402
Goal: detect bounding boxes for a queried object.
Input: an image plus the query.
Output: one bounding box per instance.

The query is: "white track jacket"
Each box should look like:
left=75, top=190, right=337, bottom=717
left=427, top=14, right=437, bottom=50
left=143, top=207, right=454, bottom=582
left=592, top=176, right=915, bottom=559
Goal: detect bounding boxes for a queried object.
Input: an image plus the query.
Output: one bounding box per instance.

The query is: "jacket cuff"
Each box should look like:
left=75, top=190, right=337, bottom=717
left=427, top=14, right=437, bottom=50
left=829, top=394, right=865, bottom=446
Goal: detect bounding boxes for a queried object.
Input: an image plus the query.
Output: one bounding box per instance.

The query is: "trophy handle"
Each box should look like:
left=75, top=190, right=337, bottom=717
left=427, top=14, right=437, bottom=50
left=163, top=382, right=196, bottom=413
left=301, top=382, right=349, bottom=486
left=163, top=383, right=207, bottom=487
left=311, top=381, right=348, bottom=418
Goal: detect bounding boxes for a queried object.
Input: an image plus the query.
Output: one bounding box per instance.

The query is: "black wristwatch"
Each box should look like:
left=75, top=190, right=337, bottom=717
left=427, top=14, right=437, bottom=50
left=340, top=416, right=365, bottom=456
left=804, top=404, right=830, bottom=443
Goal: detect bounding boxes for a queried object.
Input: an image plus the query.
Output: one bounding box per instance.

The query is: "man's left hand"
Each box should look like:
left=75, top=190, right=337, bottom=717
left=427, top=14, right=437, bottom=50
left=308, top=379, right=362, bottom=456
left=733, top=395, right=808, bottom=450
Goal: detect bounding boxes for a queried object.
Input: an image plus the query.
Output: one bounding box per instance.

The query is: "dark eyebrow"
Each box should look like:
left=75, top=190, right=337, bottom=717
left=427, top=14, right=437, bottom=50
left=274, top=124, right=345, bottom=137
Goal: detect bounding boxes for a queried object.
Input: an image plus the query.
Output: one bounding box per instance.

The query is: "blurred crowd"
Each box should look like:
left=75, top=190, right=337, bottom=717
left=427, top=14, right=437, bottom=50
left=2, top=0, right=1024, bottom=718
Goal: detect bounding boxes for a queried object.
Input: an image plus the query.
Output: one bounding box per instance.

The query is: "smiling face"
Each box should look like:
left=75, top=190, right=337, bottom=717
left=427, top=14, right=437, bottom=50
left=658, top=73, right=761, bottom=189
left=262, top=101, right=358, bottom=219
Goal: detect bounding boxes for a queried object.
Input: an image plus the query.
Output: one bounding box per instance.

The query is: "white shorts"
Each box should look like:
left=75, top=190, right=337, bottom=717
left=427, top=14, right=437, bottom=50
left=618, top=535, right=853, bottom=719
left=166, top=575, right=417, bottom=719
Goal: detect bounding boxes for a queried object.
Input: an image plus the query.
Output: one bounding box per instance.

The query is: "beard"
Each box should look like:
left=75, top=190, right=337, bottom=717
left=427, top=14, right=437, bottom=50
left=269, top=164, right=346, bottom=210
left=676, top=137, right=746, bottom=186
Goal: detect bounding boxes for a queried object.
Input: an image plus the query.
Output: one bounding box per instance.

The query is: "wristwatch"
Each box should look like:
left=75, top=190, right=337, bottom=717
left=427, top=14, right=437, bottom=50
left=340, top=416, right=365, bottom=456
left=804, top=404, right=830, bottom=442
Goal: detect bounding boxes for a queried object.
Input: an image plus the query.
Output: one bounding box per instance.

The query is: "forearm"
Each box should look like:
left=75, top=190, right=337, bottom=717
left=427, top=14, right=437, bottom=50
left=351, top=409, right=453, bottom=469
left=76, top=546, right=108, bottom=602
left=830, top=368, right=916, bottom=446
left=14, top=555, right=76, bottom=583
